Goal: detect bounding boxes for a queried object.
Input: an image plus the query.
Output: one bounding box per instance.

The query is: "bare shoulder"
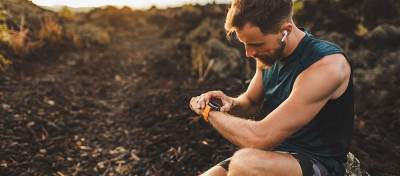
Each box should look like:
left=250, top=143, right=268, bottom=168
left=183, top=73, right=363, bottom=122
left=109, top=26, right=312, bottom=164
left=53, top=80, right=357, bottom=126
left=293, top=53, right=351, bottom=101
left=303, top=53, right=350, bottom=80
left=314, top=53, right=350, bottom=72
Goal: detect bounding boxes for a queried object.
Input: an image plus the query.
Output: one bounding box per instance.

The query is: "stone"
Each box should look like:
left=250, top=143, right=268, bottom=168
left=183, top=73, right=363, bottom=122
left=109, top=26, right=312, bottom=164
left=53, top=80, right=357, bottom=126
left=364, top=24, right=400, bottom=49
left=344, top=152, right=370, bottom=176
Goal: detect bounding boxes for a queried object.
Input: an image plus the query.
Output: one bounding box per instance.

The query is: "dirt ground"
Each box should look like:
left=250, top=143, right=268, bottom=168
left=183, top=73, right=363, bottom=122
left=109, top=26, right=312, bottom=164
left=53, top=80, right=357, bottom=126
left=0, top=32, right=397, bottom=176
left=0, top=34, right=243, bottom=175
left=1, top=1, right=400, bottom=176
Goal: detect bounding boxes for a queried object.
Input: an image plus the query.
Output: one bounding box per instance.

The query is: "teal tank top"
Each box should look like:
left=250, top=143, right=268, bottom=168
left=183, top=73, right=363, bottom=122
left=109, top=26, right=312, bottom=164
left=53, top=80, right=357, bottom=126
left=262, top=28, right=354, bottom=173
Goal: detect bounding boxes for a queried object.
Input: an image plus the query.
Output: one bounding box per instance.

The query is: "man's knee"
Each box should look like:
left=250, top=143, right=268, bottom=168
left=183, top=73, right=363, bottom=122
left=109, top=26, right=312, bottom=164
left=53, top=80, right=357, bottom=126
left=231, top=148, right=261, bottom=163
left=200, top=165, right=227, bottom=176
left=229, top=148, right=274, bottom=175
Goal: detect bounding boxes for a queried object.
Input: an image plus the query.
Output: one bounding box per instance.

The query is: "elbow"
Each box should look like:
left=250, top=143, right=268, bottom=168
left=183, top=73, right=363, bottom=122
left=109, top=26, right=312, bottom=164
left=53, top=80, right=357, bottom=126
left=244, top=138, right=267, bottom=149
left=242, top=128, right=272, bottom=150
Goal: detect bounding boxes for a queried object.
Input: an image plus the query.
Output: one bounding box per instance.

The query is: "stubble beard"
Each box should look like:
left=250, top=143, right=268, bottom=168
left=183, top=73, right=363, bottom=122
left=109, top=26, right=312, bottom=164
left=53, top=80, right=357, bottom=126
left=254, top=41, right=286, bottom=67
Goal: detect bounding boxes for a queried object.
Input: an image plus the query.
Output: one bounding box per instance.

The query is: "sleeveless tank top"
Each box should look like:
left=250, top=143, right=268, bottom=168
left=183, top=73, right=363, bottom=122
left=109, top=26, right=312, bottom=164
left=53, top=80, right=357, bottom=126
left=262, top=28, right=354, bottom=173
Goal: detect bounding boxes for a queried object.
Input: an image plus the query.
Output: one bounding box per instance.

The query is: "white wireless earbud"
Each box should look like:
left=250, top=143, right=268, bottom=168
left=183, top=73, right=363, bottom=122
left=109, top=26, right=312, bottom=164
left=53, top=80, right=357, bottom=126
left=281, top=30, right=288, bottom=42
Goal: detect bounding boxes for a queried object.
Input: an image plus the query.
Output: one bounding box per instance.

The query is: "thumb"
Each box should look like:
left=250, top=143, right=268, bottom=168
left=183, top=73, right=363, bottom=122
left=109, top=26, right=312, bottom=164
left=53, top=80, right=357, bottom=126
left=220, top=104, right=231, bottom=112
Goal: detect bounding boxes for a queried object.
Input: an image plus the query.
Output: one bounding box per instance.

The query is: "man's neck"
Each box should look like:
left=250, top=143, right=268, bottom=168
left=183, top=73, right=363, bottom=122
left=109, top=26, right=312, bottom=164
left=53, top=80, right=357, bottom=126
left=282, top=27, right=306, bottom=58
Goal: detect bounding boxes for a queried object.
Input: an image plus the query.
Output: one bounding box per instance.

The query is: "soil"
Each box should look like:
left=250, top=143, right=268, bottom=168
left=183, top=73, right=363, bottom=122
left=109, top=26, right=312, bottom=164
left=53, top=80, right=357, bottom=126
left=1, top=1, right=400, bottom=176
left=0, top=34, right=245, bottom=175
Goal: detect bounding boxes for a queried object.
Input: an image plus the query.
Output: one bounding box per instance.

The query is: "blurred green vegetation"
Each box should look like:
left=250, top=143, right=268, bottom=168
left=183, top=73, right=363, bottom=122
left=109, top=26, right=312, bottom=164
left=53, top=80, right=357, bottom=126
left=182, top=4, right=195, bottom=10
left=0, top=4, right=9, bottom=42
left=0, top=54, right=12, bottom=72
left=293, top=1, right=304, bottom=16
left=0, top=4, right=12, bottom=72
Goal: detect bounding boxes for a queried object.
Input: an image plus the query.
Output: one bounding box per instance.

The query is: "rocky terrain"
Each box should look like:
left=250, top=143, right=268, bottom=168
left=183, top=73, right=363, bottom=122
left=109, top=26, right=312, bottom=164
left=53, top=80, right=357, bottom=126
left=0, top=0, right=399, bottom=175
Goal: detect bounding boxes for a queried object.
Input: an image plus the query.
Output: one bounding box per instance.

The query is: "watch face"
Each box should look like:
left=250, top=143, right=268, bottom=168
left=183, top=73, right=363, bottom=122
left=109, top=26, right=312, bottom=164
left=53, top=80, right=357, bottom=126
left=207, top=102, right=221, bottom=111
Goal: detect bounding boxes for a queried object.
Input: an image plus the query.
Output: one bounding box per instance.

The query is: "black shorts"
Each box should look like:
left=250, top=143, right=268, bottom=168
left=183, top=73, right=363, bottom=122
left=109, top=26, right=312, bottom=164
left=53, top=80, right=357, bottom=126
left=217, top=153, right=343, bottom=176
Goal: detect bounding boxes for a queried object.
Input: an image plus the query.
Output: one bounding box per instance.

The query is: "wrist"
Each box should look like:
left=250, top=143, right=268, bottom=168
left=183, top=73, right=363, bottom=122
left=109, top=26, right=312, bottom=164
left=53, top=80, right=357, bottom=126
left=202, top=105, right=211, bottom=122
left=203, top=102, right=221, bottom=123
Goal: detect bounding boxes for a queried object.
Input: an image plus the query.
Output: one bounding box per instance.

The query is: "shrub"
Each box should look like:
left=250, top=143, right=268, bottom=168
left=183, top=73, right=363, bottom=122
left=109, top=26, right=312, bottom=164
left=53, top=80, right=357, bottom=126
left=8, top=28, right=29, bottom=54
left=39, top=17, right=63, bottom=43
left=66, top=28, right=82, bottom=48
left=58, top=6, right=78, bottom=21
left=96, top=32, right=110, bottom=45
left=355, top=24, right=369, bottom=37
left=6, top=15, right=41, bottom=55
left=0, top=4, right=9, bottom=43
left=293, top=1, right=304, bottom=16
left=0, top=54, right=12, bottom=72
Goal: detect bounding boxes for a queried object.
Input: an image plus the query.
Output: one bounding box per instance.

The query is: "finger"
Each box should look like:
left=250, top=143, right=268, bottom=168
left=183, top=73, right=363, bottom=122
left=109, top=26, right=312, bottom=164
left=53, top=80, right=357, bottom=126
left=190, top=97, right=196, bottom=110
left=204, top=91, right=223, bottom=104
left=203, top=93, right=213, bottom=104
left=220, top=97, right=234, bottom=112
left=198, top=94, right=206, bottom=109
left=190, top=98, right=202, bottom=113
left=210, top=90, right=224, bottom=98
left=220, top=104, right=231, bottom=112
left=195, top=94, right=203, bottom=109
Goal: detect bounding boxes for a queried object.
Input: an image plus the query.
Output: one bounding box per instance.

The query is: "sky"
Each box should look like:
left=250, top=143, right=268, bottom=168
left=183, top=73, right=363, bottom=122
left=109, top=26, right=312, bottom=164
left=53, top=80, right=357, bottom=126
left=30, top=0, right=232, bottom=9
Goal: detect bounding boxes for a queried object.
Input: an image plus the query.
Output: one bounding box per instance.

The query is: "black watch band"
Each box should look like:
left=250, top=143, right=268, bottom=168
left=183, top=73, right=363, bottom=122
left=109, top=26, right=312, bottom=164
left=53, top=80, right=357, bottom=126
left=207, top=102, right=221, bottom=111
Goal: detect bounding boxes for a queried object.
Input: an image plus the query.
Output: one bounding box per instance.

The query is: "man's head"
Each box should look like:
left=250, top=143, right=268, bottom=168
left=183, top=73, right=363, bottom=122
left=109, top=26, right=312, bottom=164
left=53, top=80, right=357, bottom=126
left=225, top=0, right=294, bottom=67
left=225, top=0, right=293, bottom=36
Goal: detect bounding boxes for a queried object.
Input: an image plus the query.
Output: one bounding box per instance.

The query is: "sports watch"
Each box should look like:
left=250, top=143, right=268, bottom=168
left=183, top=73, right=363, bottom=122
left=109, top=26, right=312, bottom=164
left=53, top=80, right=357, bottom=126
left=202, top=102, right=221, bottom=122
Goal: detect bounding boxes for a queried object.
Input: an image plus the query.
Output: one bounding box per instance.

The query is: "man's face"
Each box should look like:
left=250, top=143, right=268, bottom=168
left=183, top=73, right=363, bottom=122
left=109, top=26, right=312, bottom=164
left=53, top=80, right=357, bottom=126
left=236, top=23, right=286, bottom=67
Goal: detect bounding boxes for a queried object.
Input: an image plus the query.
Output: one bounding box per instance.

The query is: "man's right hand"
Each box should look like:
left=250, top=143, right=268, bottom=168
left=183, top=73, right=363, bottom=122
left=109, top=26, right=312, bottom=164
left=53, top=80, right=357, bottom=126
left=191, top=90, right=236, bottom=113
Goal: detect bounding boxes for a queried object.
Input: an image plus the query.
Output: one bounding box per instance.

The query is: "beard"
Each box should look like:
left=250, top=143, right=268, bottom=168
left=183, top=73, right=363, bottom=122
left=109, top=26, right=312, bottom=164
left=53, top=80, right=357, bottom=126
left=254, top=41, right=286, bottom=67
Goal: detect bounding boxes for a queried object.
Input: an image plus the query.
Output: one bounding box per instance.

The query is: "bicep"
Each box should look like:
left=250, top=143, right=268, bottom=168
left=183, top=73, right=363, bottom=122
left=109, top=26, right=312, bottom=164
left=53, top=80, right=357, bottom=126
left=255, top=56, right=348, bottom=148
left=282, top=55, right=348, bottom=125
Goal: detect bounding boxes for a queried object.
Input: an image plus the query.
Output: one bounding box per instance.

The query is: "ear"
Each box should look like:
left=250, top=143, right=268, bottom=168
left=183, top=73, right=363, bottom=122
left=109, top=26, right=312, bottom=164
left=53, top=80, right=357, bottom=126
left=280, top=23, right=293, bottom=37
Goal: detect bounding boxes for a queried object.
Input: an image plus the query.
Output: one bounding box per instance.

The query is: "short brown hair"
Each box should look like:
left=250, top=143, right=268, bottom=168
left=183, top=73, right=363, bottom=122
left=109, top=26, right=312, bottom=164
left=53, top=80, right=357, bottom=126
left=225, top=0, right=293, bottom=36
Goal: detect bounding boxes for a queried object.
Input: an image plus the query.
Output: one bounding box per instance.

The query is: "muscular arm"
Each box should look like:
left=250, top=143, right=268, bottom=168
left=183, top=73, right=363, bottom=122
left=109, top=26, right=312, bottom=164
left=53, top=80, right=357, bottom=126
left=228, top=62, right=266, bottom=117
left=207, top=54, right=351, bottom=149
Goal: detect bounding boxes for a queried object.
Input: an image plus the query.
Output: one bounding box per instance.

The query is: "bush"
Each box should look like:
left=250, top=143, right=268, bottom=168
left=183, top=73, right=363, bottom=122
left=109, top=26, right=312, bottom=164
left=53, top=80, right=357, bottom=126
left=58, top=6, right=78, bottom=21
left=96, top=32, right=110, bottom=45
left=0, top=54, right=12, bottom=72
left=66, top=28, right=82, bottom=48
left=0, top=4, right=9, bottom=43
left=39, top=17, right=63, bottom=43
left=6, top=15, right=41, bottom=56
left=0, top=4, right=35, bottom=57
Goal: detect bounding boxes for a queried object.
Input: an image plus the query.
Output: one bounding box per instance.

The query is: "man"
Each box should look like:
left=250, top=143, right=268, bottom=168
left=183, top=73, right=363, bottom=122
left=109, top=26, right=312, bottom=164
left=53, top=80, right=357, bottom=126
left=189, top=0, right=353, bottom=175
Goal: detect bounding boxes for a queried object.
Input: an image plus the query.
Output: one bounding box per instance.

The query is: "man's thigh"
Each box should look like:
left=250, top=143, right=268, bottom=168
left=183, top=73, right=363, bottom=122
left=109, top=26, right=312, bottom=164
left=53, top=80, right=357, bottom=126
left=227, top=148, right=302, bottom=176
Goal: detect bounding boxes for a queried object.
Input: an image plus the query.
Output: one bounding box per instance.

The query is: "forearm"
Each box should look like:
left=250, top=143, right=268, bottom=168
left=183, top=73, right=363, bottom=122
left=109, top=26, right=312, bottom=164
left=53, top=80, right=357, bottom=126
left=227, top=94, right=264, bottom=118
left=208, top=111, right=274, bottom=149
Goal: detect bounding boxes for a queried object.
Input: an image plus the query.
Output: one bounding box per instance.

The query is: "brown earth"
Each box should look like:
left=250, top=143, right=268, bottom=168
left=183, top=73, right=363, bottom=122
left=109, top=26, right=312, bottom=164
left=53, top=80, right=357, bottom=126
left=0, top=35, right=237, bottom=175
left=1, top=0, right=400, bottom=175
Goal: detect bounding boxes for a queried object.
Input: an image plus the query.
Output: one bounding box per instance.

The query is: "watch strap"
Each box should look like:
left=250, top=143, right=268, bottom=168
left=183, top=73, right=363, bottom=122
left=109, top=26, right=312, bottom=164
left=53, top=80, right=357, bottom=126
left=202, top=105, right=211, bottom=122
